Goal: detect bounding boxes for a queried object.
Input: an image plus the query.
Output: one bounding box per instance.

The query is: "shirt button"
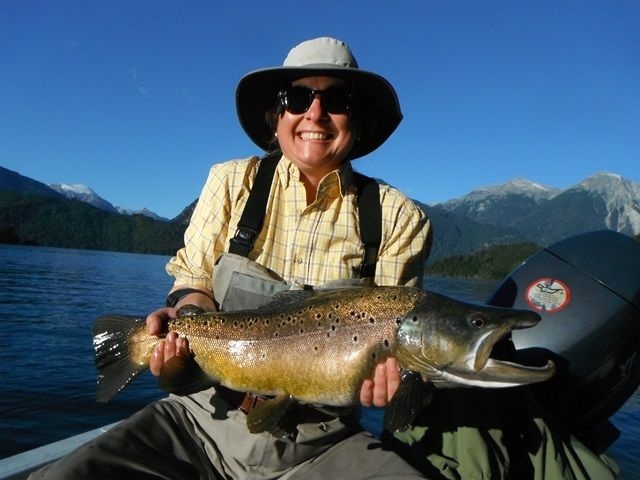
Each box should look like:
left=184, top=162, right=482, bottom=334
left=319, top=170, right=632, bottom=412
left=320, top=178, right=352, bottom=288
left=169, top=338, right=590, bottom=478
left=296, top=258, right=303, bottom=264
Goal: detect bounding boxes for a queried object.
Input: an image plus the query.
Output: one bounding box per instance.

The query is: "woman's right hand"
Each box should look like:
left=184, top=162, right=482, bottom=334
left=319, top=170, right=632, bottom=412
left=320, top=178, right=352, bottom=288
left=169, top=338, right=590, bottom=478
left=146, top=307, right=191, bottom=377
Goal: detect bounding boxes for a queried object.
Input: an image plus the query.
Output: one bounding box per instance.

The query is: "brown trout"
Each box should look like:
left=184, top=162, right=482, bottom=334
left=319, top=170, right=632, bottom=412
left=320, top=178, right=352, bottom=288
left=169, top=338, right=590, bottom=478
left=93, top=286, right=554, bottom=433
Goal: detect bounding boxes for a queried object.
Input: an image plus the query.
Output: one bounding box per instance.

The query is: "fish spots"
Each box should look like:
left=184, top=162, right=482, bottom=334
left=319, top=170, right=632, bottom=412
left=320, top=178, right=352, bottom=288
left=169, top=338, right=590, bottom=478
left=352, top=335, right=358, bottom=343
left=369, top=317, right=376, bottom=324
left=349, top=310, right=367, bottom=320
left=275, top=314, right=308, bottom=329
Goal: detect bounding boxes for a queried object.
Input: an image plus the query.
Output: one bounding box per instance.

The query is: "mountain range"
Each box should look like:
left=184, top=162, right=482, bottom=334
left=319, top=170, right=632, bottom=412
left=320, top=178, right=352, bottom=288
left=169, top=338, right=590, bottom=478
left=432, top=172, right=639, bottom=241
left=49, top=183, right=169, bottom=221
left=0, top=167, right=170, bottom=221
left=1, top=165, right=638, bottom=260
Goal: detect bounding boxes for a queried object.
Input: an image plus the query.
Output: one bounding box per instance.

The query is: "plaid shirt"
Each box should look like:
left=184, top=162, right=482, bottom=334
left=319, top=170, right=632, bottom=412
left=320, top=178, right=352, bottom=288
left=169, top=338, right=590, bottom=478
left=166, top=156, right=431, bottom=295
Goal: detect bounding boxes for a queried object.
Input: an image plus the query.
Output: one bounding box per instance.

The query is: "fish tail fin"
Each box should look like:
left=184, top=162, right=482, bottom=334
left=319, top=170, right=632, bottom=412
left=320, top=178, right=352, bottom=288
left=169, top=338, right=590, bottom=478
left=93, top=314, right=150, bottom=403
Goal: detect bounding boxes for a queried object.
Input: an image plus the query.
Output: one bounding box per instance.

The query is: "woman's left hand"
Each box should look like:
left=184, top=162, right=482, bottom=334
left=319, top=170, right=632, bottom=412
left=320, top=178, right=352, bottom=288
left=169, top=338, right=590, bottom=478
left=359, top=357, right=401, bottom=407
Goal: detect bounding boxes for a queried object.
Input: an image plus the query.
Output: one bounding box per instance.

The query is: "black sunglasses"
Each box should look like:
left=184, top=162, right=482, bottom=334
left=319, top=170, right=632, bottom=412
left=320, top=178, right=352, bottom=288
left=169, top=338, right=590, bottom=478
left=277, top=86, right=352, bottom=115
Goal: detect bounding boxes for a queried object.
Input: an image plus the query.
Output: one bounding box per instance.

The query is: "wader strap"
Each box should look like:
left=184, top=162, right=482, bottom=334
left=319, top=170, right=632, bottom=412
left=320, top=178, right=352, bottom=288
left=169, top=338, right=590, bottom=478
left=354, top=172, right=381, bottom=279
left=228, top=153, right=281, bottom=257
left=228, top=155, right=381, bottom=279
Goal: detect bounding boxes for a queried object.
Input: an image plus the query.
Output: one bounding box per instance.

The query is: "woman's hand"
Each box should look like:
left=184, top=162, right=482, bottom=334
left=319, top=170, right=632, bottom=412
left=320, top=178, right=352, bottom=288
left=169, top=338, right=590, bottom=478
left=359, top=357, right=401, bottom=407
left=146, top=307, right=191, bottom=377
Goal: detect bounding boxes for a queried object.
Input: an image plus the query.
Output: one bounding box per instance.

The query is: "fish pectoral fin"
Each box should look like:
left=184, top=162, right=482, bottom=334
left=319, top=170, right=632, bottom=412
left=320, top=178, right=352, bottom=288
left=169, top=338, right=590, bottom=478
left=158, top=355, right=216, bottom=396
left=246, top=394, right=295, bottom=436
left=383, top=369, right=433, bottom=433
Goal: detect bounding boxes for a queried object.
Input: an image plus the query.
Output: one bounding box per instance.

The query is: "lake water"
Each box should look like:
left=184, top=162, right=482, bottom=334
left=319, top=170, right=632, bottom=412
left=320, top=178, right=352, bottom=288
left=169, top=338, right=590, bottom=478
left=0, top=244, right=637, bottom=477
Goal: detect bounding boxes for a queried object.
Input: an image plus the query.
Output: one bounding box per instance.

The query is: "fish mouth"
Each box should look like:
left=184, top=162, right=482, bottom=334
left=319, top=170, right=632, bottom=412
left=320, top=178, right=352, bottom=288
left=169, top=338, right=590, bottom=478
left=454, top=323, right=555, bottom=387
left=471, top=323, right=512, bottom=371
left=445, top=357, right=556, bottom=387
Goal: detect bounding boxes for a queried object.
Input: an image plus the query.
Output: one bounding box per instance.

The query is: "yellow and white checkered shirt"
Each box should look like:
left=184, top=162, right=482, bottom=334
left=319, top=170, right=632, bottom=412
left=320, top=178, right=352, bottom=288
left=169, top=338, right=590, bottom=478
left=166, top=156, right=431, bottom=295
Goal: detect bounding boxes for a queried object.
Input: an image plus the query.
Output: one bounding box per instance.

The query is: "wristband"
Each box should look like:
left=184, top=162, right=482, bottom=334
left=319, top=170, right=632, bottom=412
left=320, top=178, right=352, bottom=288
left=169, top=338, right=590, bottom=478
left=165, top=288, right=214, bottom=307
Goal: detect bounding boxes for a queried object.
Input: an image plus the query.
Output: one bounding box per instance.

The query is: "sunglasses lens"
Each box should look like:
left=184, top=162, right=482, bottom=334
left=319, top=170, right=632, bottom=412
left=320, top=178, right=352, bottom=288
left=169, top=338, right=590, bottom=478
left=322, top=87, right=351, bottom=114
left=285, top=87, right=314, bottom=114
left=281, top=87, right=351, bottom=115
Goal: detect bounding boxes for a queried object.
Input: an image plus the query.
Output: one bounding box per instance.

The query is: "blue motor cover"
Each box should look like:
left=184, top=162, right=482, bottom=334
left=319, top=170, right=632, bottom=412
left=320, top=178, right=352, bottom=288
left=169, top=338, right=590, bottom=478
left=488, top=230, right=640, bottom=449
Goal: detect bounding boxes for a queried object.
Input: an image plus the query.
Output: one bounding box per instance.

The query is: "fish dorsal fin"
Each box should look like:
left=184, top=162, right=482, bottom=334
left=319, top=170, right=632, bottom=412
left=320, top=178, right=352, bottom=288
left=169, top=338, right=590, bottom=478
left=246, top=394, right=295, bottom=436
left=383, top=370, right=433, bottom=433
left=176, top=304, right=209, bottom=316
left=259, top=279, right=372, bottom=310
left=158, top=354, right=216, bottom=396
left=259, top=290, right=318, bottom=309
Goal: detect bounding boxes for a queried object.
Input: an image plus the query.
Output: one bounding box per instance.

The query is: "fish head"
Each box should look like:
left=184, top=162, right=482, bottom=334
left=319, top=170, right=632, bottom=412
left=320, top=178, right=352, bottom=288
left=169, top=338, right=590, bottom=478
left=396, top=291, right=555, bottom=388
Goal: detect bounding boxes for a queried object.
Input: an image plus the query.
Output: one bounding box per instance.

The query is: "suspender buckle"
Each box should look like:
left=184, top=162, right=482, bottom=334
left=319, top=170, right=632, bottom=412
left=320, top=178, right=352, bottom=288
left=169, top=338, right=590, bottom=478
left=230, top=226, right=258, bottom=248
left=229, top=226, right=259, bottom=256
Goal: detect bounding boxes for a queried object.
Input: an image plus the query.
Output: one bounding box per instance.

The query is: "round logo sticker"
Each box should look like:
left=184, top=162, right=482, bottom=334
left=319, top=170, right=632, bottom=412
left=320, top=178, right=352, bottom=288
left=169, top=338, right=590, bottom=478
left=525, top=278, right=571, bottom=313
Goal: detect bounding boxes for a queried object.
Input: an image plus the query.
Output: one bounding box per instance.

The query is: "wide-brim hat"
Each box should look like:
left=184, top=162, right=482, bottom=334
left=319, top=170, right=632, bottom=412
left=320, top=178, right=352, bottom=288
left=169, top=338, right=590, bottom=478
left=236, top=37, right=402, bottom=160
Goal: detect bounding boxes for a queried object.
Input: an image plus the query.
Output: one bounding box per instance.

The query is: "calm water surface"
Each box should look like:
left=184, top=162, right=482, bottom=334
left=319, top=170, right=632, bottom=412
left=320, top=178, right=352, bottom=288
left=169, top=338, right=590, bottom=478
left=0, top=245, right=637, bottom=478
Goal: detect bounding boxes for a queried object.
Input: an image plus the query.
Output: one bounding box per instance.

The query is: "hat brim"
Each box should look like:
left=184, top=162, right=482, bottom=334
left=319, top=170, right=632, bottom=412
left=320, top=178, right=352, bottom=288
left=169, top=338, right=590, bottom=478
left=236, top=66, right=402, bottom=160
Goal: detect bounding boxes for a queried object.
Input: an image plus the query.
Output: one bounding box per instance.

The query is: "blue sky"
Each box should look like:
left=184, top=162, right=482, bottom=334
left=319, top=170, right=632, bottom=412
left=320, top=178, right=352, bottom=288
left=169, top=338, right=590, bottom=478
left=2, top=1, right=639, bottom=219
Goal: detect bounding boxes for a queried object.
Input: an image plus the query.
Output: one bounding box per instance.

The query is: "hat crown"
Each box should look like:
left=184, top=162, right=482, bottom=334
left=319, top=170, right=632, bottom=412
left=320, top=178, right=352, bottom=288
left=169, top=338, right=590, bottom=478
left=283, top=37, right=359, bottom=69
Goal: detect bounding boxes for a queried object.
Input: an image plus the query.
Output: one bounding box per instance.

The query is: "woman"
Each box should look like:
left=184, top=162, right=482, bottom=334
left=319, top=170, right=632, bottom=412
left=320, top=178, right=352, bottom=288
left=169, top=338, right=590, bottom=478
left=30, top=37, right=431, bottom=479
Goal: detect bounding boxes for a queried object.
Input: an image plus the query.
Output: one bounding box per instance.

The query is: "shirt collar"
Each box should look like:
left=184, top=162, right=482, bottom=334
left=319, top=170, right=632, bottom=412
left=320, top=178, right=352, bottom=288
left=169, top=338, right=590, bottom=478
left=276, top=155, right=354, bottom=198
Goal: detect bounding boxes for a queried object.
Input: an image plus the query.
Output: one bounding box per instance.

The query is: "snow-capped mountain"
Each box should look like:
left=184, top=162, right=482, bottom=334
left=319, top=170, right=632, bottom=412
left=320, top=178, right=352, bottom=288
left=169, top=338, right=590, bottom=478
left=115, top=206, right=168, bottom=221
left=50, top=183, right=168, bottom=221
left=50, top=183, right=118, bottom=212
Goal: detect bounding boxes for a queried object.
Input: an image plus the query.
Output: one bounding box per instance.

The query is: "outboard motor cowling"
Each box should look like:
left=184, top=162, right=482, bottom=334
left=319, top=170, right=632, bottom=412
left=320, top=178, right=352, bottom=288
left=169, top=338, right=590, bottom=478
left=488, top=230, right=640, bottom=452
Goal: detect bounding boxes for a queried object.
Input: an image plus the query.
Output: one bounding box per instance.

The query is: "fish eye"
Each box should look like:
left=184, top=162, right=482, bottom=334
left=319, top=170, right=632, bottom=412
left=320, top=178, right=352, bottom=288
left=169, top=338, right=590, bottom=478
left=470, top=315, right=486, bottom=328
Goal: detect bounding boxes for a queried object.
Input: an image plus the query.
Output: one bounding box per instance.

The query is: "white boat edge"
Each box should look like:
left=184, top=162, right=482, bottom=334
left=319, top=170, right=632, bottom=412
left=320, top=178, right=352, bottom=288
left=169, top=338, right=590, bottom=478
left=0, top=421, right=122, bottom=480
